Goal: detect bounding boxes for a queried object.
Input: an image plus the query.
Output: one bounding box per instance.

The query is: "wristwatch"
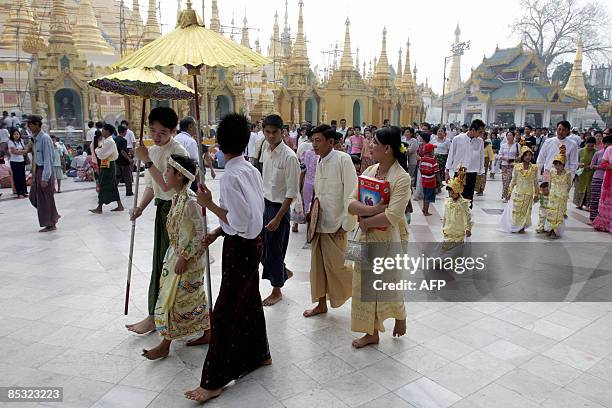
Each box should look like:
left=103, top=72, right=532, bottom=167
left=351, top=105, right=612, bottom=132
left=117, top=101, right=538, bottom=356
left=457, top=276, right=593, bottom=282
left=144, top=161, right=154, bottom=169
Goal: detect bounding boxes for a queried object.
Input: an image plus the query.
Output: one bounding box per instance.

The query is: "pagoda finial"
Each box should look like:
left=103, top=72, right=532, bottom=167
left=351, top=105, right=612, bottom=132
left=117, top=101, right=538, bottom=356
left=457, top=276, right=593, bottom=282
left=230, top=14, right=235, bottom=40
left=454, top=23, right=461, bottom=39
left=396, top=47, right=403, bottom=86
left=284, top=0, right=290, bottom=31
left=255, top=38, right=261, bottom=54
left=374, top=27, right=390, bottom=77
left=127, top=0, right=144, bottom=50
left=362, top=61, right=366, bottom=79
left=74, top=0, right=114, bottom=55
left=445, top=25, right=463, bottom=94
left=403, top=38, right=412, bottom=85
left=241, top=15, right=250, bottom=48
left=355, top=46, right=360, bottom=70
left=291, top=0, right=308, bottom=63
left=563, top=37, right=588, bottom=102
left=176, top=0, right=182, bottom=23
left=210, top=0, right=221, bottom=32
left=142, top=0, right=161, bottom=45
left=268, top=10, right=282, bottom=62
left=339, top=17, right=354, bottom=70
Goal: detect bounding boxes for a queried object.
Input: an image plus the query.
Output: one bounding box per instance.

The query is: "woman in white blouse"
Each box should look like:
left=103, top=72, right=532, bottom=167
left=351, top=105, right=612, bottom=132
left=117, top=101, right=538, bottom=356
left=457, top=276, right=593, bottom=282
left=7, top=128, right=28, bottom=198
left=499, top=131, right=519, bottom=202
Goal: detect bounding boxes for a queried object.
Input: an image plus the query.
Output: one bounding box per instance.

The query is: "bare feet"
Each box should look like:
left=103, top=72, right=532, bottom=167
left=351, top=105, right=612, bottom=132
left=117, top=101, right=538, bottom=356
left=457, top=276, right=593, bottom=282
left=261, top=357, right=272, bottom=366
left=286, top=268, right=294, bottom=280
left=263, top=288, right=282, bottom=306
left=422, top=212, right=432, bottom=216
left=303, top=302, right=328, bottom=318
left=393, top=319, right=407, bottom=337
left=126, top=316, right=156, bottom=334
left=111, top=205, right=125, bottom=212
left=518, top=228, right=526, bottom=234
left=186, top=330, right=211, bottom=346
left=89, top=208, right=102, bottom=214
left=184, top=387, right=223, bottom=402
left=352, top=332, right=379, bottom=348
left=549, top=230, right=559, bottom=240
left=292, top=223, right=298, bottom=232
left=142, top=340, right=170, bottom=360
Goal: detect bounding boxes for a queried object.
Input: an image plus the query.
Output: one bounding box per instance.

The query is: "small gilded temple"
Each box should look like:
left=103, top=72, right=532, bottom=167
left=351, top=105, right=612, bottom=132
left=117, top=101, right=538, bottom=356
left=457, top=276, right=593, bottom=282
left=0, top=0, right=425, bottom=139
left=442, top=26, right=589, bottom=127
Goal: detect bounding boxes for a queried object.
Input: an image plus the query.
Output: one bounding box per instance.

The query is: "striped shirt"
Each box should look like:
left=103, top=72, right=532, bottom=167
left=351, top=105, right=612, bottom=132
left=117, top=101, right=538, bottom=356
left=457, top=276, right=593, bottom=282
left=419, top=156, right=439, bottom=188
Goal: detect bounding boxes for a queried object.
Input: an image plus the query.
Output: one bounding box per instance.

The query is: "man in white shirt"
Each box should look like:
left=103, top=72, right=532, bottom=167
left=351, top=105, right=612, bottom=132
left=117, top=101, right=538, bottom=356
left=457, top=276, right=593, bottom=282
left=2, top=111, right=11, bottom=129
left=536, top=120, right=579, bottom=179
left=303, top=124, right=357, bottom=318
left=186, top=113, right=270, bottom=404
left=120, top=120, right=137, bottom=151
left=128, top=107, right=189, bottom=335
left=247, top=122, right=264, bottom=164
left=10, top=112, right=20, bottom=129
left=175, top=116, right=215, bottom=189
left=260, top=114, right=300, bottom=306
left=337, top=118, right=348, bottom=138
left=445, top=119, right=485, bottom=208
left=85, top=121, right=96, bottom=150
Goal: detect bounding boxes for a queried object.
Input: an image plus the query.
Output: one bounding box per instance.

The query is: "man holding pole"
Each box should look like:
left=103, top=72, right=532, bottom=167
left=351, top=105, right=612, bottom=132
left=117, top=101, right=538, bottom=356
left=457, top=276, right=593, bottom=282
left=126, top=106, right=189, bottom=334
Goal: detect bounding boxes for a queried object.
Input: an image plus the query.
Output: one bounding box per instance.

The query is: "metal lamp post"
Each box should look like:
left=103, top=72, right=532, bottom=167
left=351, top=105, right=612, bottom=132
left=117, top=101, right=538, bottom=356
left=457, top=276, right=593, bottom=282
left=440, top=40, right=470, bottom=125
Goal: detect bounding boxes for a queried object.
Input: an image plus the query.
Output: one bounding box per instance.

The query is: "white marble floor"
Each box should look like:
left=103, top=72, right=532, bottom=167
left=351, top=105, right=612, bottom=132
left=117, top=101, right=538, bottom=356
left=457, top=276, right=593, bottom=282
left=1, top=173, right=612, bottom=408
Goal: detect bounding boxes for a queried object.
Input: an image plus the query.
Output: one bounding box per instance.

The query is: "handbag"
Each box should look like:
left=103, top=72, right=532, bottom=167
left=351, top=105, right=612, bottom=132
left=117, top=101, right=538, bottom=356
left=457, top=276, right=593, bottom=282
left=345, top=226, right=364, bottom=262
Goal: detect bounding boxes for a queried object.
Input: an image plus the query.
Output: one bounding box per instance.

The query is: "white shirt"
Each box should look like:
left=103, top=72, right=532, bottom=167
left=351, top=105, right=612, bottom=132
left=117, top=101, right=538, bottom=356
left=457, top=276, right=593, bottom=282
left=314, top=149, right=358, bottom=233
left=174, top=131, right=199, bottom=160
left=8, top=139, right=25, bottom=162
left=536, top=136, right=579, bottom=176
left=95, top=136, right=119, bottom=161
left=337, top=127, right=348, bottom=138
left=219, top=156, right=265, bottom=239
left=71, top=153, right=87, bottom=169
left=2, top=117, right=11, bottom=128
left=145, top=138, right=189, bottom=201
left=86, top=127, right=96, bottom=142
left=10, top=116, right=20, bottom=128
left=499, top=142, right=519, bottom=164
left=125, top=129, right=137, bottom=149
left=0, top=128, right=9, bottom=143
left=432, top=137, right=451, bottom=155
left=261, top=141, right=300, bottom=203
left=446, top=133, right=485, bottom=174
left=247, top=131, right=264, bottom=158
left=567, top=134, right=582, bottom=147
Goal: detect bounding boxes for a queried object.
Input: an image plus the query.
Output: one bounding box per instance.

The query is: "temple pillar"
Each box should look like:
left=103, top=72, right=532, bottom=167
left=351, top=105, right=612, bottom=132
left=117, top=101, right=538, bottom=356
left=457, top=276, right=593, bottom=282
left=48, top=90, right=57, bottom=129
left=514, top=106, right=522, bottom=126
left=543, top=106, right=552, bottom=128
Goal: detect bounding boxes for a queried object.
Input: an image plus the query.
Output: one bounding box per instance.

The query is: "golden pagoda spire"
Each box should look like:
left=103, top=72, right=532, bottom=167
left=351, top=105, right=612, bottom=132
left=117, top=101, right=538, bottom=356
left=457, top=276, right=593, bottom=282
left=339, top=17, right=353, bottom=70
left=291, top=0, right=308, bottom=64
left=230, top=14, right=235, bottom=41
left=47, top=0, right=79, bottom=56
left=355, top=46, right=360, bottom=71
left=403, top=38, right=412, bottom=86
left=563, top=38, right=588, bottom=102
left=255, top=38, right=261, bottom=54
left=176, top=0, right=182, bottom=23
left=362, top=61, right=366, bottom=79
left=413, top=63, right=417, bottom=83
left=74, top=0, right=114, bottom=55
left=210, top=0, right=221, bottom=32
left=281, top=0, right=292, bottom=58
left=268, top=10, right=282, bottom=62
left=445, top=23, right=462, bottom=94
left=241, top=16, right=250, bottom=48
left=395, top=48, right=403, bottom=86
left=423, top=77, right=432, bottom=96
left=142, top=0, right=161, bottom=45
left=127, top=0, right=144, bottom=50
left=374, top=27, right=390, bottom=78
left=0, top=0, right=37, bottom=51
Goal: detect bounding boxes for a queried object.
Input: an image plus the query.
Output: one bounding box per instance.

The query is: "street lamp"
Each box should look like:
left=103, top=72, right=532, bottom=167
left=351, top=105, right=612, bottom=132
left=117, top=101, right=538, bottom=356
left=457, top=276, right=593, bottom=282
left=440, top=40, right=470, bottom=125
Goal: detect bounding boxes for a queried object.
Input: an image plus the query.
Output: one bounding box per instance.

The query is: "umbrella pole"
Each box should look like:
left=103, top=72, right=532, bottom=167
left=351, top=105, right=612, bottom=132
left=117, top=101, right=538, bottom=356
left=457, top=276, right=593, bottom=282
left=191, top=69, right=214, bottom=313
left=124, top=97, right=147, bottom=315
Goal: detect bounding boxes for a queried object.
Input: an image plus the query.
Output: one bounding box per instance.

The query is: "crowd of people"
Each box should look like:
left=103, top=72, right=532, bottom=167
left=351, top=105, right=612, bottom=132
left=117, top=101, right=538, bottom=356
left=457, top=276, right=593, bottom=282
left=2, top=106, right=611, bottom=404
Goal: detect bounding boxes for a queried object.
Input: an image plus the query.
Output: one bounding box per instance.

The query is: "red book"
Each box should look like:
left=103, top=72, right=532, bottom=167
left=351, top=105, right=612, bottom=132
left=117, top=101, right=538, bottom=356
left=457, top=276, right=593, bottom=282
left=358, top=175, right=390, bottom=230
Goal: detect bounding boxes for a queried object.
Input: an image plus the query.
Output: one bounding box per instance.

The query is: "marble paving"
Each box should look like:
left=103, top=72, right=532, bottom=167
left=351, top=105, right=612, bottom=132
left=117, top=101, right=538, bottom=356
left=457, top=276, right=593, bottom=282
left=1, top=172, right=612, bottom=408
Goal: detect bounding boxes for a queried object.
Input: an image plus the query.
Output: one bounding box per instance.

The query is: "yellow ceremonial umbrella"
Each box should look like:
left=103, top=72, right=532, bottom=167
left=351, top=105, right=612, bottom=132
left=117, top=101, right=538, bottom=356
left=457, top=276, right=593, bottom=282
left=88, top=67, right=195, bottom=315
left=111, top=0, right=271, bottom=310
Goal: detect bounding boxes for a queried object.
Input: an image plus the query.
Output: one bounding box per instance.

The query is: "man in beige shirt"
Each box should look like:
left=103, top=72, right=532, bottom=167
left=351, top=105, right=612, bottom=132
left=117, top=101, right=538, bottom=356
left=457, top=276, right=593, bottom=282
left=303, top=124, right=358, bottom=317
left=126, top=107, right=189, bottom=335
left=260, top=114, right=300, bottom=306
